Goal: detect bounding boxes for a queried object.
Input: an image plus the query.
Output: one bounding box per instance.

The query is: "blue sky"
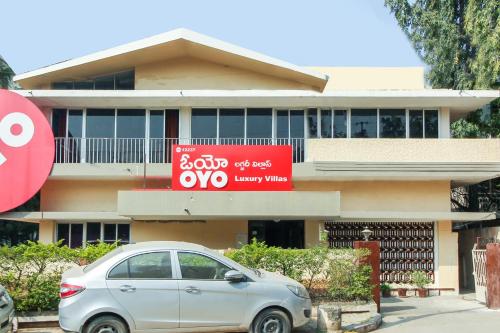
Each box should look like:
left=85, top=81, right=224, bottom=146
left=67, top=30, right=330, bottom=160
left=1, top=0, right=423, bottom=74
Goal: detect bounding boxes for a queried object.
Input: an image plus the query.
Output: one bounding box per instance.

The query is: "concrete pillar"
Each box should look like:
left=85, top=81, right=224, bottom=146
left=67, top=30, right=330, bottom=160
left=439, top=107, right=450, bottom=138
left=38, top=220, right=55, bottom=243
left=486, top=243, right=500, bottom=309
left=354, top=240, right=380, bottom=313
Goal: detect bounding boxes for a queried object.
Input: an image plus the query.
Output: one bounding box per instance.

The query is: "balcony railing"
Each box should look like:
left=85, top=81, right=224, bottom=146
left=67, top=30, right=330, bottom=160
left=54, top=137, right=305, bottom=164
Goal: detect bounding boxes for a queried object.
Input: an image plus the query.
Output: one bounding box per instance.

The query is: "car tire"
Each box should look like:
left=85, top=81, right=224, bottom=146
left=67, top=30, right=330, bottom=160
left=250, top=308, right=291, bottom=333
left=84, top=315, right=128, bottom=333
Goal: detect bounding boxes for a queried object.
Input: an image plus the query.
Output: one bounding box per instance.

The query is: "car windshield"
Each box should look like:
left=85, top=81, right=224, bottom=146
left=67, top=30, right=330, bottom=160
left=83, top=246, right=124, bottom=272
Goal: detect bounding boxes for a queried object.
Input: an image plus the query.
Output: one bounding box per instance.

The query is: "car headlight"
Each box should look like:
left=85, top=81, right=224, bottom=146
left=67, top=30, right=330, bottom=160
left=287, top=284, right=310, bottom=299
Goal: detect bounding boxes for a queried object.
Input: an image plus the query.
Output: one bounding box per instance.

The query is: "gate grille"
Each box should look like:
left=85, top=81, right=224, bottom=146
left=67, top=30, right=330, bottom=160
left=324, top=222, right=435, bottom=283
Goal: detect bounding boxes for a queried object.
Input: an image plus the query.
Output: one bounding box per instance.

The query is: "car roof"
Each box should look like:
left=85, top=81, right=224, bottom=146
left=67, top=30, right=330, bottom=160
left=121, top=241, right=209, bottom=253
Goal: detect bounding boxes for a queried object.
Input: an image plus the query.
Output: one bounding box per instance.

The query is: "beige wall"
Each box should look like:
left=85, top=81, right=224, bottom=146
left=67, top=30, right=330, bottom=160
left=307, top=139, right=500, bottom=163
left=309, top=67, right=425, bottom=91
left=135, top=57, right=314, bottom=90
left=38, top=221, right=55, bottom=244
left=437, top=220, right=459, bottom=292
left=294, top=181, right=451, bottom=212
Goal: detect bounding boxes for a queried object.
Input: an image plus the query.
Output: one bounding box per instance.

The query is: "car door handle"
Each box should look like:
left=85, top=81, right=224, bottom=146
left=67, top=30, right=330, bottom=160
left=119, top=285, right=136, bottom=293
left=184, top=286, right=200, bottom=294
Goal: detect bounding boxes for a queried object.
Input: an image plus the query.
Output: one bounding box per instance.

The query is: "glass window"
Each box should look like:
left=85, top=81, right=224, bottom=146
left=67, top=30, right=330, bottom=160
left=104, top=224, right=117, bottom=244
left=191, top=109, right=217, bottom=139
left=67, top=110, right=82, bottom=138
left=70, top=224, right=83, bottom=248
left=86, top=223, right=101, bottom=244
left=333, top=110, right=347, bottom=138
left=219, top=109, right=244, bottom=144
left=52, top=82, right=74, bottom=89
left=276, top=110, right=289, bottom=139
left=306, top=108, right=318, bottom=138
left=86, top=109, right=115, bottom=138
left=115, top=71, right=134, bottom=90
left=409, top=110, right=424, bottom=138
left=178, top=252, right=231, bottom=280
left=74, top=81, right=94, bottom=90
left=109, top=252, right=173, bottom=279
left=379, top=109, right=406, bottom=138
left=351, top=109, right=377, bottom=138
left=117, top=224, right=130, bottom=244
left=290, top=110, right=304, bottom=138
left=94, top=75, right=114, bottom=90
left=56, top=223, right=69, bottom=247
left=149, top=110, right=165, bottom=139
left=116, top=109, right=145, bottom=138
left=246, top=108, right=272, bottom=140
left=320, top=110, right=332, bottom=138
left=425, top=110, right=439, bottom=138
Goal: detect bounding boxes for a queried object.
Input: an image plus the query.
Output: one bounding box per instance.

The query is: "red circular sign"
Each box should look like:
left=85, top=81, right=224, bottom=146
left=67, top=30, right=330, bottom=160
left=0, top=90, right=54, bottom=213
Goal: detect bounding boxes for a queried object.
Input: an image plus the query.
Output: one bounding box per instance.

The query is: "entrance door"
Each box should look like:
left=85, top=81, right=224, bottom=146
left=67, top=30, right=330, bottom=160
left=248, top=220, right=304, bottom=248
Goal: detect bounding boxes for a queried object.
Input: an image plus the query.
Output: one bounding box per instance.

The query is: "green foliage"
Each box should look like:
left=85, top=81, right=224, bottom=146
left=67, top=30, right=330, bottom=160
left=0, top=241, right=117, bottom=312
left=226, top=239, right=374, bottom=302
left=381, top=283, right=391, bottom=292
left=411, top=271, right=432, bottom=288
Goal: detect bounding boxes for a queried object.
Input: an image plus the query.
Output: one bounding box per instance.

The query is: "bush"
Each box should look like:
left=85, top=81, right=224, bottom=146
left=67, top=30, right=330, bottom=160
left=411, top=271, right=432, bottom=289
left=226, top=239, right=374, bottom=302
left=0, top=241, right=117, bottom=312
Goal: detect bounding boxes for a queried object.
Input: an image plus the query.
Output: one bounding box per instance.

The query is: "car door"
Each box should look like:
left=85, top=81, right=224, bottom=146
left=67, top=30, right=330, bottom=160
left=106, top=251, right=179, bottom=330
left=176, top=251, right=249, bottom=329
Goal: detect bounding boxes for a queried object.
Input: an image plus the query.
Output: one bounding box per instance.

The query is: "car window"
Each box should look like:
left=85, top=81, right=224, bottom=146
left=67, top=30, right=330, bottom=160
left=178, top=252, right=231, bottom=280
left=108, top=252, right=173, bottom=279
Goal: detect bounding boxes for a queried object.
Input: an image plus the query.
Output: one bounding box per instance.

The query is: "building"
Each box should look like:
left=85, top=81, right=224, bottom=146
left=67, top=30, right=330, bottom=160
left=2, top=29, right=500, bottom=291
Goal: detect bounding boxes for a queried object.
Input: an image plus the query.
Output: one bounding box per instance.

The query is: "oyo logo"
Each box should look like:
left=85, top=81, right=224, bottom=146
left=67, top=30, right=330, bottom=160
left=0, top=90, right=54, bottom=213
left=179, top=154, right=229, bottom=189
left=0, top=112, right=35, bottom=166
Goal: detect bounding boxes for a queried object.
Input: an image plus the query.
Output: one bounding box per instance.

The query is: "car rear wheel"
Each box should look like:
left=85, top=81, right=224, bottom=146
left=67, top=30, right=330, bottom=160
left=251, top=308, right=291, bottom=333
left=84, top=315, right=128, bottom=333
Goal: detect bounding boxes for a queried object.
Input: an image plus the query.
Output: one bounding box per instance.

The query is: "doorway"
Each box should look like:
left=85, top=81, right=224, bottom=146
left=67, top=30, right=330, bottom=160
left=248, top=220, right=304, bottom=249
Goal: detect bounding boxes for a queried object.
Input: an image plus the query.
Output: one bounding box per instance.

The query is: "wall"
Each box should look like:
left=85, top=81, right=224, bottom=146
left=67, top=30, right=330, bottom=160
left=437, top=221, right=459, bottom=293
left=135, top=57, right=314, bottom=90
left=308, top=67, right=425, bottom=91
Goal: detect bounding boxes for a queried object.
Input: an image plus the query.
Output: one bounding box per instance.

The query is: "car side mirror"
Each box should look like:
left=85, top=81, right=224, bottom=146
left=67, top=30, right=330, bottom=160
left=224, top=270, right=245, bottom=282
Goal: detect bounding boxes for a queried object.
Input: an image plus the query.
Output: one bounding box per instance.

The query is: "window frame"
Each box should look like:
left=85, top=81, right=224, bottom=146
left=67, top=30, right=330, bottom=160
left=106, top=250, right=176, bottom=280
left=175, top=250, right=235, bottom=281
left=55, top=222, right=131, bottom=248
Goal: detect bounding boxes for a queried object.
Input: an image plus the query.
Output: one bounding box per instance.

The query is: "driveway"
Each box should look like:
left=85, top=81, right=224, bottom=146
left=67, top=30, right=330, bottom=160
left=379, top=294, right=500, bottom=332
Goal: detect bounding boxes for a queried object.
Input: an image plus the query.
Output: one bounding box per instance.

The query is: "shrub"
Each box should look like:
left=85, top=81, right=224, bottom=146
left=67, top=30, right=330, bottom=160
left=0, top=241, right=117, bottom=312
left=226, top=239, right=374, bottom=302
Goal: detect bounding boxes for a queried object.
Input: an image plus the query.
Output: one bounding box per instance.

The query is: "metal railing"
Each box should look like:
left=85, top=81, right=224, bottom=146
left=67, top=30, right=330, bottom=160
left=54, top=137, right=305, bottom=164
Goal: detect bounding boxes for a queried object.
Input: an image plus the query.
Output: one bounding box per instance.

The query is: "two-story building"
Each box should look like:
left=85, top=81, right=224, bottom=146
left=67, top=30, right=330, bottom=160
left=3, top=29, right=499, bottom=291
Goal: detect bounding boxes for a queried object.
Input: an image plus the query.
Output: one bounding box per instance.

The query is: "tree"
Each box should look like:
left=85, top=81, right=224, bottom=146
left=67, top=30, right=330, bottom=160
left=385, top=0, right=499, bottom=214
left=0, top=55, right=15, bottom=89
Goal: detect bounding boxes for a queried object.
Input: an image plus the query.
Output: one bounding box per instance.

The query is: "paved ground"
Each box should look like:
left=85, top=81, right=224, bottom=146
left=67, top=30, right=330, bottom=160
left=379, top=294, right=500, bottom=332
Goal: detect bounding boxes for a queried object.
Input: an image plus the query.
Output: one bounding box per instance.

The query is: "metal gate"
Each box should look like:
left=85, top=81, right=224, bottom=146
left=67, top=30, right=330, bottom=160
left=472, top=243, right=487, bottom=303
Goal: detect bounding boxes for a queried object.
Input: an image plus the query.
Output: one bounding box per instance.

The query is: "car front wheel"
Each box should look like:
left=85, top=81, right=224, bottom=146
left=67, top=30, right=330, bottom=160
left=84, top=315, right=128, bottom=333
left=251, top=308, right=291, bottom=333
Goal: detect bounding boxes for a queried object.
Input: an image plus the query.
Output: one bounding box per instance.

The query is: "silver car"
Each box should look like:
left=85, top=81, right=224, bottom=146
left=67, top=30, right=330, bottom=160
left=59, top=241, right=311, bottom=333
left=0, top=285, right=14, bottom=333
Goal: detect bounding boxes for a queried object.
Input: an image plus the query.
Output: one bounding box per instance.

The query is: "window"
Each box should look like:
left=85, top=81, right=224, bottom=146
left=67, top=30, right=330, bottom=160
left=219, top=109, right=244, bottom=144
left=351, top=109, right=377, bottom=138
left=67, top=110, right=83, bottom=138
left=108, top=252, right=173, bottom=279
left=57, top=222, right=130, bottom=248
left=409, top=109, right=439, bottom=138
left=178, top=252, right=231, bottom=280
left=424, top=110, right=439, bottom=138
left=191, top=109, right=217, bottom=141
left=116, top=109, right=146, bottom=162
left=320, top=110, right=332, bottom=138
left=51, top=70, right=134, bottom=90
left=379, top=109, right=406, bottom=138
left=333, top=110, right=347, bottom=138
left=276, top=110, right=289, bottom=140
left=52, top=109, right=67, bottom=137
left=246, top=108, right=272, bottom=142
left=306, top=108, right=318, bottom=138
left=290, top=110, right=305, bottom=138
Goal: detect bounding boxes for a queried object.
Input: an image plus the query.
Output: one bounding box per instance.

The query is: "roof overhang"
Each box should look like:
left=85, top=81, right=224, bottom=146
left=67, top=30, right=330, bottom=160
left=13, top=89, right=499, bottom=113
left=336, top=211, right=497, bottom=222
left=14, top=28, right=328, bottom=90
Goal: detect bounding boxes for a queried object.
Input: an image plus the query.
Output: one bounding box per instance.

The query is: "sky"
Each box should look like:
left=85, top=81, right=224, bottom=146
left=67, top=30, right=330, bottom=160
left=1, top=0, right=423, bottom=75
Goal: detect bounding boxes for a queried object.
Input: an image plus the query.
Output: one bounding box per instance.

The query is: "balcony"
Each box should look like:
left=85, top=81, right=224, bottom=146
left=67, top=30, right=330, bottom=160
left=54, top=137, right=306, bottom=164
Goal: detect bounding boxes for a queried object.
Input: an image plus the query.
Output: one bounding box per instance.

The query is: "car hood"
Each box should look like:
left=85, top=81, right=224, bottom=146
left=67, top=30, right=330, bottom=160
left=257, top=270, right=301, bottom=286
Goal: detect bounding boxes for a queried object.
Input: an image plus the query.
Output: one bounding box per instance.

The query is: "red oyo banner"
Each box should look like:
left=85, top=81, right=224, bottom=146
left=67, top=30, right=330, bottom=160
left=172, top=145, right=292, bottom=191
left=0, top=90, right=55, bottom=212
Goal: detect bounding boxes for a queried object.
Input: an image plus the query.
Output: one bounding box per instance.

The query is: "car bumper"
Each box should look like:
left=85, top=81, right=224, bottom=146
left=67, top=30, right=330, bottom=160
left=0, top=309, right=15, bottom=333
left=289, top=296, right=312, bottom=328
